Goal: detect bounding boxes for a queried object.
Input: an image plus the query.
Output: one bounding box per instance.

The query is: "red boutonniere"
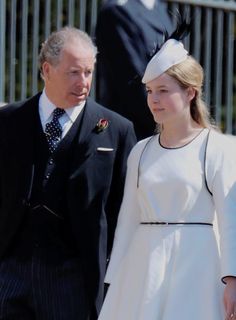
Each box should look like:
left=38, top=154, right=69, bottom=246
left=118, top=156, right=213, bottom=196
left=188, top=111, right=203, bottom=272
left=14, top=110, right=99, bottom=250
left=96, top=119, right=109, bottom=133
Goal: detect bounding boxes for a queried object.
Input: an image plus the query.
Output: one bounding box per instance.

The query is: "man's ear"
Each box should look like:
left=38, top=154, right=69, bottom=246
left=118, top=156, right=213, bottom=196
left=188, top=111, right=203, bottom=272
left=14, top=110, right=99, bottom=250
left=41, top=61, right=51, bottom=80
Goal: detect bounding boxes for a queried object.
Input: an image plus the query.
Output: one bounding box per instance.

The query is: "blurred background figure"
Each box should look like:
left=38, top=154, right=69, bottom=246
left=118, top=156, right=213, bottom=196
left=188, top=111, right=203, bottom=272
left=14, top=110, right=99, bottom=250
left=96, top=0, right=173, bottom=140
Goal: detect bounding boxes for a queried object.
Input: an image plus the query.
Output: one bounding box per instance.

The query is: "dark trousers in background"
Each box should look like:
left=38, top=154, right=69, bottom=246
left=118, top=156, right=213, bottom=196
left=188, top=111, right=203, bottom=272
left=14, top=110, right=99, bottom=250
left=0, top=248, right=93, bottom=320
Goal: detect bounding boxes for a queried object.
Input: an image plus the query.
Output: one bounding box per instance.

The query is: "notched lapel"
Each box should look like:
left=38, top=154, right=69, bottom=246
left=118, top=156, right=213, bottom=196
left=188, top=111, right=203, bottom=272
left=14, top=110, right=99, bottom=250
left=77, top=100, right=99, bottom=145
left=73, top=100, right=106, bottom=156
left=70, top=98, right=114, bottom=169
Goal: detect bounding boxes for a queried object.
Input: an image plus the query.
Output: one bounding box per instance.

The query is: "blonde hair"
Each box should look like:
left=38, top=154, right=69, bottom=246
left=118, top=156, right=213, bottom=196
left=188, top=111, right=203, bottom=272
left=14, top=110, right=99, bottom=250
left=165, top=55, right=215, bottom=129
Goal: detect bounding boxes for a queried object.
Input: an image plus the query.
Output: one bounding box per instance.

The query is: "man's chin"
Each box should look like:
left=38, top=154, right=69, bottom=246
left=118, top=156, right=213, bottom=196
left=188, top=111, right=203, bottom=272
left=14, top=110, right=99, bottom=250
left=76, top=92, right=88, bottom=99
left=70, top=94, right=87, bottom=105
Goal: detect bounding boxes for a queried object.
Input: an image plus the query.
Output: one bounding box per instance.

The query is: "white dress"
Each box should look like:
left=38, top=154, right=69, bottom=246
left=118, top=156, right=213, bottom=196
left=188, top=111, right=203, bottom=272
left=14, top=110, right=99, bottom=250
left=98, top=129, right=236, bottom=320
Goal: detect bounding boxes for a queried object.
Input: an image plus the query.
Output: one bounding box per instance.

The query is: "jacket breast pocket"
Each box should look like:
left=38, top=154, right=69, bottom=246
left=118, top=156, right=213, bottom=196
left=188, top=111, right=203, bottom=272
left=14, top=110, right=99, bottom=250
left=96, top=147, right=114, bottom=152
left=93, top=148, right=115, bottom=167
left=69, top=148, right=115, bottom=185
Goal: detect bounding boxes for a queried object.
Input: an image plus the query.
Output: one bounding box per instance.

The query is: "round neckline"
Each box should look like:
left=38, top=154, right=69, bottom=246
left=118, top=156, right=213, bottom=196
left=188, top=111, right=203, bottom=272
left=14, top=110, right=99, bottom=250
left=158, top=128, right=208, bottom=150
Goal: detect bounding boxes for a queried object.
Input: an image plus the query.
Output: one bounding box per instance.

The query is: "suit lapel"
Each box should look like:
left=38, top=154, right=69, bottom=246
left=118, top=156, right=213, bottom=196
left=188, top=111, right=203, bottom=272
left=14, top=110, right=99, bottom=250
left=68, top=97, right=107, bottom=166
left=78, top=98, right=101, bottom=143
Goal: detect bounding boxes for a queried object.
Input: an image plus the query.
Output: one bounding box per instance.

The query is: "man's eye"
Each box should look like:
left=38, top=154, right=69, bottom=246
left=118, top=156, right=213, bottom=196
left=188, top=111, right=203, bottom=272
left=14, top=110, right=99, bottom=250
left=67, top=70, right=79, bottom=76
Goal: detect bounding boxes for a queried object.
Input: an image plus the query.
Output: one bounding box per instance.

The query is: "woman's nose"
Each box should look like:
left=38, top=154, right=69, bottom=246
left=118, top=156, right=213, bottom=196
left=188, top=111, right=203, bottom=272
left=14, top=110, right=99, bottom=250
left=152, top=94, right=160, bottom=103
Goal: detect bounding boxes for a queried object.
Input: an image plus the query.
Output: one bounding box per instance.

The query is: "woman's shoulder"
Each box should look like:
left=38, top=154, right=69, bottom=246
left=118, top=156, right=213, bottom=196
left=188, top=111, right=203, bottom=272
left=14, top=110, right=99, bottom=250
left=126, top=135, right=156, bottom=167
left=129, top=135, right=156, bottom=156
left=209, top=129, right=236, bottom=152
left=207, top=129, right=236, bottom=166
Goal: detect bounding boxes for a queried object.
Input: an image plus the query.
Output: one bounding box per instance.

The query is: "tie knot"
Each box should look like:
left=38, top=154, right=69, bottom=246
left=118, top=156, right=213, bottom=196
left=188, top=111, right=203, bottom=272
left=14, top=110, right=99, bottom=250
left=52, top=108, right=65, bottom=120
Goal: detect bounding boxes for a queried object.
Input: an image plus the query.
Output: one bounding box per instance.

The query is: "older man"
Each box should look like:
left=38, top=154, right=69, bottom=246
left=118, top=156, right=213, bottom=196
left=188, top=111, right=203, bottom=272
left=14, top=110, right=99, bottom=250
left=0, top=27, right=136, bottom=320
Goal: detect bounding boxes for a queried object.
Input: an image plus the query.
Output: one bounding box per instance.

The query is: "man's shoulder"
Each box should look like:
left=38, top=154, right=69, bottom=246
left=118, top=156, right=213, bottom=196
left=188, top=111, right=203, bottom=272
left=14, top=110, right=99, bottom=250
left=87, top=97, right=133, bottom=127
left=0, top=93, right=40, bottom=118
left=0, top=100, right=24, bottom=121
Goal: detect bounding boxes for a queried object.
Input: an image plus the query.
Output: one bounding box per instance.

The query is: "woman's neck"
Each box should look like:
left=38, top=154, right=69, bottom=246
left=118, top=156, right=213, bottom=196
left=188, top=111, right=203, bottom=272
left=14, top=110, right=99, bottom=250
left=160, top=122, right=204, bottom=148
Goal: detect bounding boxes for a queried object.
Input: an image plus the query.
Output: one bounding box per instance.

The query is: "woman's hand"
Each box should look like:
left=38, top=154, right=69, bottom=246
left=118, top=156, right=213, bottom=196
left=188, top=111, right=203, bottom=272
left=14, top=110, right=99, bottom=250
left=224, top=277, right=236, bottom=320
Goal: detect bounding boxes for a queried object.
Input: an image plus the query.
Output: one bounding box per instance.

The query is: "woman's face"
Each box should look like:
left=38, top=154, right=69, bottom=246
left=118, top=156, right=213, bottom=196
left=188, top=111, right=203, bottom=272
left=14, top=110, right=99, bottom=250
left=146, top=73, right=194, bottom=126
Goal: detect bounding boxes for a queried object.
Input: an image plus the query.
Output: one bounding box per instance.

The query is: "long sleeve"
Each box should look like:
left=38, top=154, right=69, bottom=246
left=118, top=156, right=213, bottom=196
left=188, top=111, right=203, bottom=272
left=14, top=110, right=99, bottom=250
left=206, top=132, right=236, bottom=280
left=105, top=122, right=137, bottom=256
left=104, top=140, right=147, bottom=284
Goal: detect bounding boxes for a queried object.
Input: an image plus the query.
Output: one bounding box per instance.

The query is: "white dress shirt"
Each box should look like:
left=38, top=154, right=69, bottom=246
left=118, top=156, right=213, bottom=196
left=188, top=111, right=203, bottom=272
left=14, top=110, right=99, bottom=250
left=38, top=89, right=85, bottom=138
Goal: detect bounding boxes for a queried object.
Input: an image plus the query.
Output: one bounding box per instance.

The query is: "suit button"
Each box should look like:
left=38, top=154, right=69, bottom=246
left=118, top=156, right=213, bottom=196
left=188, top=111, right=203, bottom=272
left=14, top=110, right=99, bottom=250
left=48, top=158, right=54, bottom=165
left=45, top=173, right=50, bottom=179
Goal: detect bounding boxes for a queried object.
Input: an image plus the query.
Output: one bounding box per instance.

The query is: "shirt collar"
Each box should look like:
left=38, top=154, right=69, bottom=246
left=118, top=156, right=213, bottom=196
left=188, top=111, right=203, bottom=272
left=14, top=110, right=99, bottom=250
left=39, top=89, right=86, bottom=124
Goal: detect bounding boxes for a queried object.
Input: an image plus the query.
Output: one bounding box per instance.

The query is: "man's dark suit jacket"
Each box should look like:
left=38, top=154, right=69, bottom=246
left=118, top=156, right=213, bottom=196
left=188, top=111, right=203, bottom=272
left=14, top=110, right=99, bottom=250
left=96, top=0, right=173, bottom=140
left=0, top=93, right=136, bottom=316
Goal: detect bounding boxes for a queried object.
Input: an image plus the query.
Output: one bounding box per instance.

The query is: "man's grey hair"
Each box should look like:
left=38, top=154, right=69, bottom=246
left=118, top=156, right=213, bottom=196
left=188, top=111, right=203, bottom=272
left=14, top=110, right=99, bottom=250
left=39, top=26, right=97, bottom=75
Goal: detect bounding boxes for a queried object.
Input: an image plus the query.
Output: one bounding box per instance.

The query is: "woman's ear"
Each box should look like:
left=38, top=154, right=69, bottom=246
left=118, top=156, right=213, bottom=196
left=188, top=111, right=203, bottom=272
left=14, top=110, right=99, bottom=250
left=187, top=87, right=196, bottom=102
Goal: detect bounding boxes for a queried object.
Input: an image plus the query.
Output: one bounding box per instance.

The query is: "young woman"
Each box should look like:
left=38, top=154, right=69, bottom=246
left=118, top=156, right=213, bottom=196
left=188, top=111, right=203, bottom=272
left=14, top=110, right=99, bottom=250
left=98, top=29, right=236, bottom=320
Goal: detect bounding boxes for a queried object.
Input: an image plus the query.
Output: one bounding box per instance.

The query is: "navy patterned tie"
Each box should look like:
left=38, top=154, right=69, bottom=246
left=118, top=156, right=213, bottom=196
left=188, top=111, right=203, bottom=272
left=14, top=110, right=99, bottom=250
left=45, top=108, right=65, bottom=153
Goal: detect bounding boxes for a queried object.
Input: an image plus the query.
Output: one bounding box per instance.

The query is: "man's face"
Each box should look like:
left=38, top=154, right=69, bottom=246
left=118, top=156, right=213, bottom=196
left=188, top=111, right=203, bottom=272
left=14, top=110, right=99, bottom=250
left=43, top=40, right=95, bottom=108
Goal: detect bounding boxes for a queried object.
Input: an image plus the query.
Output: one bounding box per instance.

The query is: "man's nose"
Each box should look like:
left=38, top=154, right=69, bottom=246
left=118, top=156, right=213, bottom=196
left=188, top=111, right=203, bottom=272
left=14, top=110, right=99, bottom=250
left=76, top=73, right=87, bottom=85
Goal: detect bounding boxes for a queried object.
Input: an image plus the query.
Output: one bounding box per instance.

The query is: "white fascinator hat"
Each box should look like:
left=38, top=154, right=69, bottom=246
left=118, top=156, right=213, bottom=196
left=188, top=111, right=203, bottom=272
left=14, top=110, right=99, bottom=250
left=142, top=18, right=191, bottom=84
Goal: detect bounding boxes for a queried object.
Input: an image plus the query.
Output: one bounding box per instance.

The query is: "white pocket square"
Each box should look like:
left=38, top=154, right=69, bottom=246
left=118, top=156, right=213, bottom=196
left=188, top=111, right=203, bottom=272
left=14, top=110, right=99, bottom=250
left=97, top=147, right=114, bottom=152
